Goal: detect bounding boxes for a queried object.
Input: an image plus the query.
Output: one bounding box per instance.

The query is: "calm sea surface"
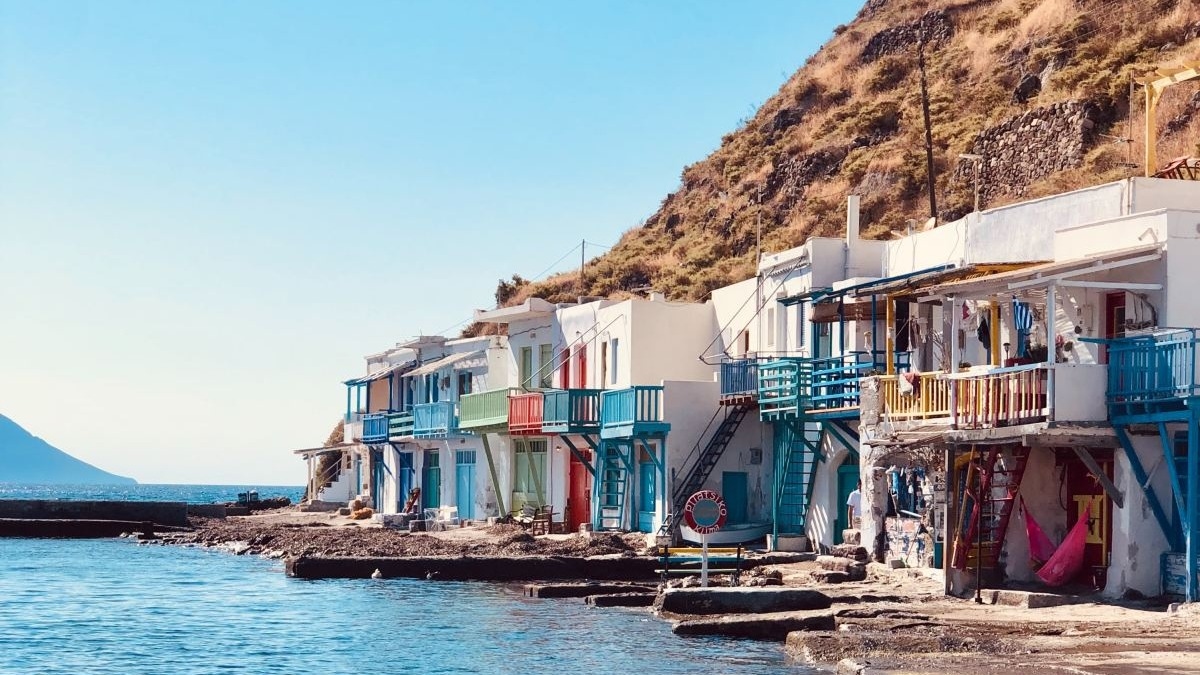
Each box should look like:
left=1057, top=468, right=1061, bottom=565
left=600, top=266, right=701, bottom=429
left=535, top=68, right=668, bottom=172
left=0, top=486, right=814, bottom=674
left=0, top=483, right=305, bottom=504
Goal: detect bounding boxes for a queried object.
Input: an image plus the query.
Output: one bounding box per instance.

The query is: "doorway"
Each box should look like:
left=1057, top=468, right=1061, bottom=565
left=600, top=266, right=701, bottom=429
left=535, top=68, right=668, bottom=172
left=421, top=449, right=441, bottom=509
left=567, top=446, right=591, bottom=532
left=722, top=471, right=749, bottom=524
left=637, top=445, right=657, bottom=533
left=455, top=450, right=476, bottom=520
left=835, top=461, right=861, bottom=544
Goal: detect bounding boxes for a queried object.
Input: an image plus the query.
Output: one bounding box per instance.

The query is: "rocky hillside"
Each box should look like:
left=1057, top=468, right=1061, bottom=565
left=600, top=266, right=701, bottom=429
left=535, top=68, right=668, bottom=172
left=500, top=0, right=1200, bottom=308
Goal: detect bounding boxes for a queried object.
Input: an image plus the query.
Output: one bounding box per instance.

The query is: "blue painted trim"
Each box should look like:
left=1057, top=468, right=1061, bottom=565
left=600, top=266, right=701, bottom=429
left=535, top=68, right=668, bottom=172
left=561, top=436, right=596, bottom=478
left=1187, top=413, right=1199, bottom=602
left=1114, top=426, right=1174, bottom=547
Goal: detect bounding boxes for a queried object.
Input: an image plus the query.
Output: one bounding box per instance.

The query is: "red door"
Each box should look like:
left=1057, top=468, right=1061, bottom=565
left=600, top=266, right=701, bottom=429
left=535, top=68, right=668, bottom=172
left=567, top=449, right=591, bottom=532
left=1102, top=292, right=1126, bottom=364
left=576, top=346, right=588, bottom=388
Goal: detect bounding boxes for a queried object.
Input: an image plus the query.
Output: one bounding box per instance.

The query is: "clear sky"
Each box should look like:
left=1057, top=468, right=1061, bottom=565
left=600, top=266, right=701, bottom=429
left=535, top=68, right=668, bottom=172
left=0, top=1, right=858, bottom=485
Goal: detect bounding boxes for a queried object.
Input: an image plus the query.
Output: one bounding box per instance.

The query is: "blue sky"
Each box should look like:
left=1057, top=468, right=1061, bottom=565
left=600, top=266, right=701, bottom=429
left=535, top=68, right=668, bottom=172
left=0, top=1, right=858, bottom=485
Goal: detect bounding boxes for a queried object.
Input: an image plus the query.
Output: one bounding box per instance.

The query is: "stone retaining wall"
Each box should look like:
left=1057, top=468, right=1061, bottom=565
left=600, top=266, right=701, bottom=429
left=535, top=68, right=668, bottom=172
left=0, top=499, right=190, bottom=526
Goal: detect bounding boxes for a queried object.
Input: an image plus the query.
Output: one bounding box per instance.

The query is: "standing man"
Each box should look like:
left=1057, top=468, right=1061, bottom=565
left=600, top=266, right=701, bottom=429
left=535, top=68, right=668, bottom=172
left=846, top=480, right=863, bottom=529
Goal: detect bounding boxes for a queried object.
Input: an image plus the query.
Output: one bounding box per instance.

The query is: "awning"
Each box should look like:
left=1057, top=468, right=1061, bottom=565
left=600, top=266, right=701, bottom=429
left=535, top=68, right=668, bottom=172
left=811, top=299, right=885, bottom=323
left=921, top=243, right=1163, bottom=297
left=343, top=359, right=415, bottom=386
left=406, top=351, right=486, bottom=378
left=847, top=263, right=1037, bottom=299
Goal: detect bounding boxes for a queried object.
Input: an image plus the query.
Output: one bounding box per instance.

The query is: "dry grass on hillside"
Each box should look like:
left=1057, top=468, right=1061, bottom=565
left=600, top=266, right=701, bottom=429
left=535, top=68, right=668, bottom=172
left=480, top=0, right=1200, bottom=317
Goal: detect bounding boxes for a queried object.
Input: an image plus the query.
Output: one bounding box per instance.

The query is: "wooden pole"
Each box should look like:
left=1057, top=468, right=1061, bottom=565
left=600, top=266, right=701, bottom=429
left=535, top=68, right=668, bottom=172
left=918, top=40, right=938, bottom=220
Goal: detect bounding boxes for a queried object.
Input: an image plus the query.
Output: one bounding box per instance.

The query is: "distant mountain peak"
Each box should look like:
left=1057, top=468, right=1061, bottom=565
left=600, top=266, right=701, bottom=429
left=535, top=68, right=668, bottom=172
left=0, top=414, right=137, bottom=485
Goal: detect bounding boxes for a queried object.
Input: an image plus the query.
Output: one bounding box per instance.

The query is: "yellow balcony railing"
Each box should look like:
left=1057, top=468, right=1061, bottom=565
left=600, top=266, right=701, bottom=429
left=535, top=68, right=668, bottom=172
left=877, top=371, right=952, bottom=420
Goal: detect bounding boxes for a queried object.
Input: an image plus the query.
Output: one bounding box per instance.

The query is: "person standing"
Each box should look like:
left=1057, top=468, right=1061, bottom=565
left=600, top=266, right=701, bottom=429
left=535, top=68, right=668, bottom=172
left=846, top=480, right=863, bottom=528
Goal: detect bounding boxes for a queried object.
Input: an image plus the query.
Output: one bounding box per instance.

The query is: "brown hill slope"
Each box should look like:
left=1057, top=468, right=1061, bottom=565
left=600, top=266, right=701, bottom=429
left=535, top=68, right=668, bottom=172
left=489, top=0, right=1200, bottom=315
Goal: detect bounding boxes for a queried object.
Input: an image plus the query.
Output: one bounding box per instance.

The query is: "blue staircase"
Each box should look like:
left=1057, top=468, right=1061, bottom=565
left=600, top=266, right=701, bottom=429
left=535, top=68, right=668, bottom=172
left=672, top=403, right=753, bottom=515
left=774, top=419, right=823, bottom=537
left=594, top=441, right=631, bottom=531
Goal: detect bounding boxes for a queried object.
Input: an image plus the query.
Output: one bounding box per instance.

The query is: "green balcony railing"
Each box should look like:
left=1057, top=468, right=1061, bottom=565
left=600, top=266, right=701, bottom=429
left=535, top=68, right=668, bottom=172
left=458, top=388, right=522, bottom=430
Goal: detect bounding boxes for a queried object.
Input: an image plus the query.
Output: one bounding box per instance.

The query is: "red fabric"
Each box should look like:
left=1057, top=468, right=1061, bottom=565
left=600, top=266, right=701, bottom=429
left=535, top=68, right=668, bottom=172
left=1036, top=504, right=1091, bottom=587
left=1022, top=498, right=1057, bottom=567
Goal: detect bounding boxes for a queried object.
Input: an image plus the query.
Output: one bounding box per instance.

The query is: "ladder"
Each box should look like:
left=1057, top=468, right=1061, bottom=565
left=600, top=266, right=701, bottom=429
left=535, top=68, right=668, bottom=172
left=672, top=403, right=753, bottom=513
left=951, top=445, right=1030, bottom=570
left=594, top=441, right=631, bottom=531
left=774, top=419, right=823, bottom=536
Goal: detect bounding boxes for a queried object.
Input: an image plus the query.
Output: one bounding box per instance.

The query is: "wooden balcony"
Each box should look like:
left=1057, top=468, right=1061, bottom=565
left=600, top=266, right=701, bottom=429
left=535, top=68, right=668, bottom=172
left=542, top=389, right=602, bottom=434
left=600, top=386, right=670, bottom=439
left=720, top=358, right=760, bottom=403
left=877, top=372, right=952, bottom=421
left=361, top=413, right=389, bottom=443
left=458, top=388, right=522, bottom=431
left=950, top=364, right=1049, bottom=430
left=508, top=392, right=545, bottom=435
left=1104, top=328, right=1200, bottom=420
left=387, top=411, right=414, bottom=439
left=412, top=401, right=458, bottom=438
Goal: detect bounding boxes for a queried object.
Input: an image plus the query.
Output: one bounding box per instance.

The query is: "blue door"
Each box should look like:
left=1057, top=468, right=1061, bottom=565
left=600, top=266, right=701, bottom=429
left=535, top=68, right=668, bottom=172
left=456, top=450, right=476, bottom=520
left=637, top=453, right=656, bottom=533
left=835, top=462, right=860, bottom=544
left=722, top=471, right=749, bottom=524
left=396, top=451, right=414, bottom=512
left=370, top=449, right=385, bottom=511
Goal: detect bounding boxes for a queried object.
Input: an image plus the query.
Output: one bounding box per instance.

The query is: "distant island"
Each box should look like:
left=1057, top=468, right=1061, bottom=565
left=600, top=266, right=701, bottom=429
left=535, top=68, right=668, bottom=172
left=0, top=414, right=136, bottom=485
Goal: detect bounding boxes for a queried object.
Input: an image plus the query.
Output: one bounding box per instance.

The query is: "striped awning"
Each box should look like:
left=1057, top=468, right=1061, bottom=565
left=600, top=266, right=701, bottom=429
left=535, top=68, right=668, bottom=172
left=406, top=351, right=486, bottom=378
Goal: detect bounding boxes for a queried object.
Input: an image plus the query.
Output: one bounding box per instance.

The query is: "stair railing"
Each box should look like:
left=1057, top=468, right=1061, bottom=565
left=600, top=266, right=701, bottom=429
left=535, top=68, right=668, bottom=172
left=671, top=406, right=727, bottom=504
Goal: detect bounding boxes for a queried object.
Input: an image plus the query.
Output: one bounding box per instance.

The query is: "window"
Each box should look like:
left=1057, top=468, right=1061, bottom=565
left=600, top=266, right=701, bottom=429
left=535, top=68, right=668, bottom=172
left=575, top=345, right=588, bottom=388
left=610, top=338, right=620, bottom=385
left=766, top=307, right=776, bottom=348
left=600, top=340, right=608, bottom=388
left=537, top=344, right=553, bottom=388
left=512, top=439, right=548, bottom=508
left=457, top=371, right=472, bottom=398
left=519, top=346, right=533, bottom=388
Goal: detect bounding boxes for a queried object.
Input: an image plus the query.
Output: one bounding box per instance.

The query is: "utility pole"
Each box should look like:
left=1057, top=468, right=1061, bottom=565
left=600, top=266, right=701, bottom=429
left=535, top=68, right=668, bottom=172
left=918, top=39, right=938, bottom=221
left=755, top=184, right=763, bottom=267
left=579, top=239, right=586, bottom=298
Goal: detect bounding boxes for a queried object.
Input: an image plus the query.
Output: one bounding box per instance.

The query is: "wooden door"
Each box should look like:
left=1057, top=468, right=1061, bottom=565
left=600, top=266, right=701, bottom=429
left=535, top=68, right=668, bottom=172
left=722, top=471, right=748, bottom=524
left=455, top=450, right=476, bottom=520
left=567, top=448, right=591, bottom=532
left=1064, top=451, right=1113, bottom=588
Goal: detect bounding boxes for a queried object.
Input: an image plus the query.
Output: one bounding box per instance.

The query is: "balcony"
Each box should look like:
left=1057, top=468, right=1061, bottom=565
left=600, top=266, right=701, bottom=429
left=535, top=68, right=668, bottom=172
left=1105, top=328, right=1200, bottom=419
left=757, top=358, right=811, bottom=421
left=542, top=389, right=602, bottom=434
left=600, top=386, right=670, bottom=439
left=949, top=364, right=1049, bottom=430
left=720, top=359, right=760, bottom=402
left=508, top=392, right=545, bottom=435
left=387, top=411, right=414, bottom=439
left=413, top=401, right=458, bottom=438
left=877, top=372, right=952, bottom=421
left=458, top=388, right=522, bottom=431
left=808, top=353, right=882, bottom=417
left=361, top=413, right=389, bottom=443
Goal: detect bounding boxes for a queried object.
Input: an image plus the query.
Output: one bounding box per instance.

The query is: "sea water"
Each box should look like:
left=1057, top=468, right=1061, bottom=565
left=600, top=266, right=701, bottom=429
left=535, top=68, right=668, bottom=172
left=0, top=539, right=809, bottom=674
left=0, top=485, right=815, bottom=674
left=0, top=483, right=305, bottom=504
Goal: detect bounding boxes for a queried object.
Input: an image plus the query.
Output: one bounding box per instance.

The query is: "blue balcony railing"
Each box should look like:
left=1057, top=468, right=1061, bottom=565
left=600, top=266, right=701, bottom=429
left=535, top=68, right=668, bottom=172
left=413, top=401, right=458, bottom=438
left=600, top=386, right=669, bottom=437
left=758, top=358, right=811, bottom=421
left=1103, top=328, right=1200, bottom=416
left=543, top=389, right=602, bottom=433
left=387, top=410, right=414, bottom=438
left=809, top=353, right=879, bottom=412
left=720, top=358, right=761, bottom=399
left=362, top=413, right=389, bottom=443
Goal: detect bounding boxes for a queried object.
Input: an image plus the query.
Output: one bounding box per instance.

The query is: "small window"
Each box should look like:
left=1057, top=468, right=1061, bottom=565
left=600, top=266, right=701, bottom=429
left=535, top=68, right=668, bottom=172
left=766, top=307, right=776, bottom=348
left=519, top=346, right=533, bottom=388
left=537, top=344, right=553, bottom=388
left=457, top=372, right=472, bottom=398
left=610, top=338, right=620, bottom=385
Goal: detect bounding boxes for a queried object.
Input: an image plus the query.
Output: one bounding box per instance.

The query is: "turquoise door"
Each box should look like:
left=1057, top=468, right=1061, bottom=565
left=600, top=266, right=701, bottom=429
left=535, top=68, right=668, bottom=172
left=637, top=456, right=656, bottom=533
left=370, top=449, right=385, bottom=511
left=722, top=471, right=749, bottom=524
left=455, top=450, right=476, bottom=520
left=422, top=449, right=441, bottom=509
left=835, top=462, right=860, bottom=544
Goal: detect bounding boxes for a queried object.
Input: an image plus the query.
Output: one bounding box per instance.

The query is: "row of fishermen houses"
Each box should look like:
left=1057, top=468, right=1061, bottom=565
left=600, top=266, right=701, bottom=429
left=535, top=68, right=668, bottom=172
left=297, top=175, right=1200, bottom=602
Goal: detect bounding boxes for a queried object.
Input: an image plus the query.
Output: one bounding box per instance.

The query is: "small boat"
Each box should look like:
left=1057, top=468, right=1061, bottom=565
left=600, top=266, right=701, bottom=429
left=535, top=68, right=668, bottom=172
left=680, top=521, right=771, bottom=545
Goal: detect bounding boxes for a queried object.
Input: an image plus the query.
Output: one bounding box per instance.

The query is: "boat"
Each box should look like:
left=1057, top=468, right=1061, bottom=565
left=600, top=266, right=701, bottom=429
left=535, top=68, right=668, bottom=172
left=679, top=521, right=772, bottom=545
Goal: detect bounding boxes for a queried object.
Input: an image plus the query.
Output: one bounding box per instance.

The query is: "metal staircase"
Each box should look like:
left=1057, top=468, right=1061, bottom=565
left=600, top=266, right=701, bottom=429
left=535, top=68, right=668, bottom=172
left=951, top=445, right=1030, bottom=570
left=671, top=403, right=753, bottom=514
left=595, top=441, right=631, bottom=531
left=774, top=419, right=823, bottom=537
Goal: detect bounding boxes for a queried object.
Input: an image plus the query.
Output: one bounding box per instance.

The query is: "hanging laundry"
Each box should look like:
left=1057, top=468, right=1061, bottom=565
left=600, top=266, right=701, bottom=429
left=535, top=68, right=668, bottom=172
left=900, top=371, right=921, bottom=397
left=895, top=301, right=911, bottom=352
left=977, top=315, right=991, bottom=350
left=1013, top=298, right=1033, bottom=358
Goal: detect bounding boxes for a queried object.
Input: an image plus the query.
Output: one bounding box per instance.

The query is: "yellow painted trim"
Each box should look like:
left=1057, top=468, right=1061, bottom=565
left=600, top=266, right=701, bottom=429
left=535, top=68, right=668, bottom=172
left=885, top=295, right=895, bottom=375
left=990, top=301, right=1001, bottom=367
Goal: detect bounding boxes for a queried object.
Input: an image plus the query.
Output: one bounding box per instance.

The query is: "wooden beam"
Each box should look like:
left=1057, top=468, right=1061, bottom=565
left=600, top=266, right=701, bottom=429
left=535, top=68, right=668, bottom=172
left=1071, top=446, right=1124, bottom=509
left=1022, top=434, right=1120, bottom=448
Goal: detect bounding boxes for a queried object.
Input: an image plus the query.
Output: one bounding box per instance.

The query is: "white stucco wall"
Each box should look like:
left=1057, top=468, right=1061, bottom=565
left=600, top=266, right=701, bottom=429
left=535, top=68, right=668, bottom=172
left=711, top=277, right=762, bottom=358
left=1106, top=433, right=1174, bottom=598
left=630, top=299, right=718, bottom=386
left=807, top=425, right=859, bottom=550
left=662, top=379, right=723, bottom=530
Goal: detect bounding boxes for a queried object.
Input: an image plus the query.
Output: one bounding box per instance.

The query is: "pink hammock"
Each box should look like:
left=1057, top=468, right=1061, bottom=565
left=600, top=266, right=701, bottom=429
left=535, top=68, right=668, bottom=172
left=1035, top=504, right=1092, bottom=587
left=1022, top=498, right=1057, bottom=567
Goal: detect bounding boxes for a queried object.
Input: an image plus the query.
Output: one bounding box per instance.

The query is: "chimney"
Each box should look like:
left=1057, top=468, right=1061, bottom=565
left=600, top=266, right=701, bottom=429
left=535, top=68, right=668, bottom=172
left=846, top=195, right=861, bottom=278
left=648, top=291, right=665, bottom=302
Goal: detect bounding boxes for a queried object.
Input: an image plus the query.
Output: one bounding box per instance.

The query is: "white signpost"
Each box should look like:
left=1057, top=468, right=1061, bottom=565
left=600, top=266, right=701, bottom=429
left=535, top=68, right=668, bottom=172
left=682, top=489, right=727, bottom=587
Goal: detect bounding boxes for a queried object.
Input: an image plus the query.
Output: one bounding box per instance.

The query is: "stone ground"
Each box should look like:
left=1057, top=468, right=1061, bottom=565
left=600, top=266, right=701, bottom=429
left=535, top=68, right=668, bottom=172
left=171, top=509, right=1200, bottom=673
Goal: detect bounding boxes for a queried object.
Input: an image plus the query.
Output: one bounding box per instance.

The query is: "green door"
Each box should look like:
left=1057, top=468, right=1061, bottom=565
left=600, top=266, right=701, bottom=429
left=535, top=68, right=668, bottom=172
left=422, top=449, right=441, bottom=509
left=722, top=471, right=749, bottom=524
left=455, top=450, right=476, bottom=520
left=637, top=456, right=656, bottom=533
left=835, top=461, right=860, bottom=544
